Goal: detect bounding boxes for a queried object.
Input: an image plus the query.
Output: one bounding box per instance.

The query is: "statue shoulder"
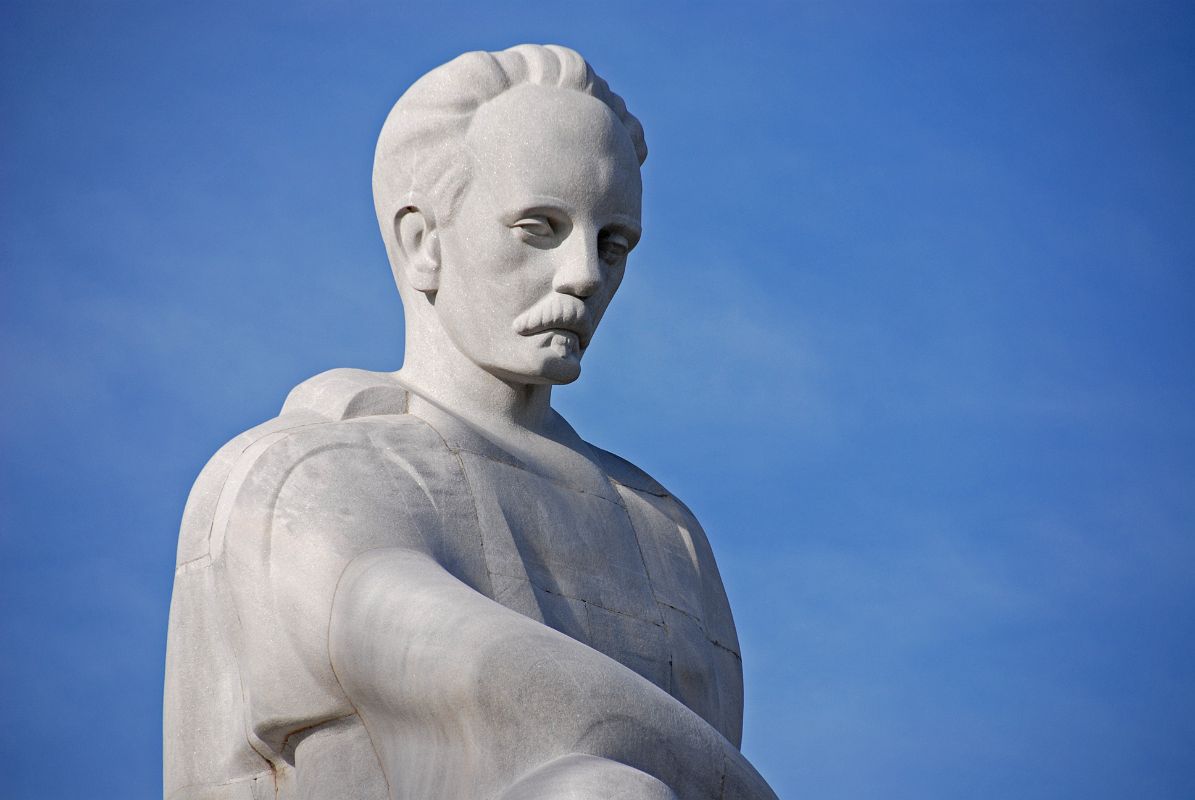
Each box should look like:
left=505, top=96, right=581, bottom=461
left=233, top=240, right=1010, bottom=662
left=585, top=442, right=711, bottom=538
left=176, top=369, right=444, bottom=567
left=279, top=367, right=409, bottom=419
left=587, top=444, right=670, bottom=498
left=586, top=441, right=713, bottom=541
left=585, top=442, right=721, bottom=575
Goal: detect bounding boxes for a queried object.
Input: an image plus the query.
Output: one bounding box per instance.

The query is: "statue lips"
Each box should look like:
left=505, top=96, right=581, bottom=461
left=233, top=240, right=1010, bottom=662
left=512, top=296, right=595, bottom=350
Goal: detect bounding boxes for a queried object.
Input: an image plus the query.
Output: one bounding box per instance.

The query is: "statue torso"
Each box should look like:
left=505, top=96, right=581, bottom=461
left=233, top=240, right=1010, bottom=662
left=164, top=371, right=742, bottom=800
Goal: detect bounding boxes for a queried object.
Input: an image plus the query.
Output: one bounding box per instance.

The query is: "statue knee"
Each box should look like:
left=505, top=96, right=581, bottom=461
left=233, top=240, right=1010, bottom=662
left=498, top=754, right=679, bottom=800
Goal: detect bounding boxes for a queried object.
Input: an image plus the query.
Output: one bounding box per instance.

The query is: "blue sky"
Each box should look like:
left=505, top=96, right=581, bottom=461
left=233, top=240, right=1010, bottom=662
left=2, top=2, right=1193, bottom=798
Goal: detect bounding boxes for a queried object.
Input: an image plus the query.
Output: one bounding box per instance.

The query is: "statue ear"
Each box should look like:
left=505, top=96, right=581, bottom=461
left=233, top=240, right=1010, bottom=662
left=393, top=205, right=441, bottom=294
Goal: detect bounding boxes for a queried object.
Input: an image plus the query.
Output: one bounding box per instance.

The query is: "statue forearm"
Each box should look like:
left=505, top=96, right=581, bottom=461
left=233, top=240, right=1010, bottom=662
left=328, top=548, right=776, bottom=800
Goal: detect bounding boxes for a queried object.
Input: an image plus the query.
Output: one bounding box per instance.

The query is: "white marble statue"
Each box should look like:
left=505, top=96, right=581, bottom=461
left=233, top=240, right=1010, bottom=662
left=164, top=44, right=778, bottom=800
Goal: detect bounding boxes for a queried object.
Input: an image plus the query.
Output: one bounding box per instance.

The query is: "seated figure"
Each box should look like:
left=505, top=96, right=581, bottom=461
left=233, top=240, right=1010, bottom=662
left=164, top=44, right=779, bottom=800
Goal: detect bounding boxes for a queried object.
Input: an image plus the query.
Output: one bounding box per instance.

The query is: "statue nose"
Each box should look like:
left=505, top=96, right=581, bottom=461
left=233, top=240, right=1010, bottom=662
left=553, top=238, right=602, bottom=299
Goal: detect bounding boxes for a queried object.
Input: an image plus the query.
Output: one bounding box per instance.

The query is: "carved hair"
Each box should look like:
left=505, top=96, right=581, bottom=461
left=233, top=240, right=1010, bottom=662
left=372, top=44, right=647, bottom=235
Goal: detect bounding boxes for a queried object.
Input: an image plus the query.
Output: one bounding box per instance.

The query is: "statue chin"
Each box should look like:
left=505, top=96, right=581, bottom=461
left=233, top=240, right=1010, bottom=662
left=487, top=354, right=583, bottom=387
left=467, top=333, right=586, bottom=387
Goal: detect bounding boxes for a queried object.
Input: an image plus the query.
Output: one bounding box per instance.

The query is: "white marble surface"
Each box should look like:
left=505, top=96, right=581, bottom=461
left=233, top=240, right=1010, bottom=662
left=165, top=44, right=777, bottom=800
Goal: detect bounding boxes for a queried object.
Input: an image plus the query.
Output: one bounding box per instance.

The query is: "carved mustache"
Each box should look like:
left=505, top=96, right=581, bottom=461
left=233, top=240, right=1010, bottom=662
left=512, top=295, right=594, bottom=349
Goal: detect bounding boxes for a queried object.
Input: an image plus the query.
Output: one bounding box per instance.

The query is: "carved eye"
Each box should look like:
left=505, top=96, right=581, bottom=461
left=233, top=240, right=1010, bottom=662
left=599, top=232, right=630, bottom=264
left=511, top=216, right=555, bottom=239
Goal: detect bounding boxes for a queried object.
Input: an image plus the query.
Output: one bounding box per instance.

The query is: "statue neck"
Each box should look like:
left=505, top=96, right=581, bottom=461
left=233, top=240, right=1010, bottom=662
left=394, top=364, right=615, bottom=500
left=396, top=332, right=555, bottom=438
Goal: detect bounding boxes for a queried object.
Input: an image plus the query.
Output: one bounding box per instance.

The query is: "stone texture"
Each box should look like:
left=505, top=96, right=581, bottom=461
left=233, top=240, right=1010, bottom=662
left=165, top=44, right=777, bottom=800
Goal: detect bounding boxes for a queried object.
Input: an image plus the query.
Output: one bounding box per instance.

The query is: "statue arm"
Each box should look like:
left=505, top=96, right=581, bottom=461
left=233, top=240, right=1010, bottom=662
left=329, top=546, right=777, bottom=800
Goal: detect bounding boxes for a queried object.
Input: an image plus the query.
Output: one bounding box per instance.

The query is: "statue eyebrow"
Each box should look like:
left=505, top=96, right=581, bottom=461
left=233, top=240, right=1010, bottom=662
left=606, top=215, right=641, bottom=231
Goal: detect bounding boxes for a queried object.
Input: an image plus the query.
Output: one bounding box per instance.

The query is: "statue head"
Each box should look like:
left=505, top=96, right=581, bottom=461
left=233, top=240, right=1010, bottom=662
left=374, top=45, right=647, bottom=387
